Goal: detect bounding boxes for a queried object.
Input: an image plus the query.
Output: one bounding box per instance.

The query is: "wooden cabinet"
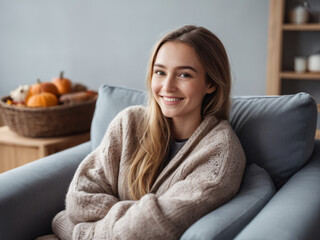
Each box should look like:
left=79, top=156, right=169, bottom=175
left=267, top=0, right=320, bottom=138
left=0, top=126, right=90, bottom=173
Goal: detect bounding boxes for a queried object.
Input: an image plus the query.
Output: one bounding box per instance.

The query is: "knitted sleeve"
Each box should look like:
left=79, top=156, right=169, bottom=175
left=52, top=110, right=125, bottom=239
left=65, top=115, right=123, bottom=223
left=69, top=129, right=245, bottom=240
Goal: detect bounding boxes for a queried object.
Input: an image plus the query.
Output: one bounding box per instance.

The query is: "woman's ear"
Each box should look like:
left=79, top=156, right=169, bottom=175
left=207, top=84, right=216, bottom=94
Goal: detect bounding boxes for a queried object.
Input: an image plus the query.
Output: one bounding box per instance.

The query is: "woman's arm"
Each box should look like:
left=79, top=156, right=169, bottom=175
left=52, top=113, right=125, bottom=239
left=65, top=146, right=120, bottom=223
left=70, top=133, right=246, bottom=240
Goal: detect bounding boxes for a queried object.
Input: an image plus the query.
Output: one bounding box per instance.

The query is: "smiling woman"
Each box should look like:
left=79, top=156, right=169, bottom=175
left=37, top=25, right=246, bottom=240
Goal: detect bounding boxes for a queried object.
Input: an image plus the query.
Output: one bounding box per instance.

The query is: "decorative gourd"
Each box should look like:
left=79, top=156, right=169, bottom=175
left=52, top=71, right=72, bottom=94
left=29, top=79, right=59, bottom=96
left=59, top=91, right=97, bottom=104
left=26, top=92, right=58, bottom=107
left=10, top=85, right=30, bottom=103
left=72, top=82, right=87, bottom=92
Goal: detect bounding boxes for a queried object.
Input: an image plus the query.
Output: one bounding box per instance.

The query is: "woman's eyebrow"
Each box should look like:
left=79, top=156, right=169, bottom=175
left=153, top=64, right=198, bottom=73
left=153, top=63, right=166, bottom=68
left=176, top=66, right=198, bottom=73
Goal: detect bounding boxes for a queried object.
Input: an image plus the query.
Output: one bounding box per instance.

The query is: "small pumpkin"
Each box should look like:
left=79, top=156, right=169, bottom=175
left=26, top=92, right=58, bottom=107
left=29, top=79, right=59, bottom=96
left=52, top=71, right=72, bottom=94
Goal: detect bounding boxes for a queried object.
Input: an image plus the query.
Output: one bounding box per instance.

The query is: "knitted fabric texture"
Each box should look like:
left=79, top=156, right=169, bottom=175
left=49, top=105, right=246, bottom=240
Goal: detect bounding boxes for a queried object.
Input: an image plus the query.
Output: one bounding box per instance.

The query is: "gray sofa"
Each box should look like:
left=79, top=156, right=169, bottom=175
left=0, top=84, right=319, bottom=240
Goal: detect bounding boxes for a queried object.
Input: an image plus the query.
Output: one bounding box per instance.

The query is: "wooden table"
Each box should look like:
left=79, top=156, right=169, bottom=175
left=0, top=126, right=90, bottom=173
left=0, top=112, right=3, bottom=127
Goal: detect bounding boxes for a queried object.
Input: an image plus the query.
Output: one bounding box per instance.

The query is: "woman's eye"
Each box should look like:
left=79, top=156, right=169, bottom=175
left=179, top=73, right=192, bottom=78
left=154, top=70, right=165, bottom=76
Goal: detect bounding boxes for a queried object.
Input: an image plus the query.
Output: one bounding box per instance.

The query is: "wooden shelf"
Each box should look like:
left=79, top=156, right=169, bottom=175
left=267, top=1, right=320, bottom=95
left=316, top=129, right=320, bottom=139
left=267, top=0, right=320, bottom=140
left=283, top=23, right=320, bottom=31
left=280, top=71, right=320, bottom=80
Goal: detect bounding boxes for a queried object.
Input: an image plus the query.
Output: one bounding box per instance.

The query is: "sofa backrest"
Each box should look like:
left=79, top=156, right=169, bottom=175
left=91, top=84, right=317, bottom=188
left=90, top=85, right=147, bottom=150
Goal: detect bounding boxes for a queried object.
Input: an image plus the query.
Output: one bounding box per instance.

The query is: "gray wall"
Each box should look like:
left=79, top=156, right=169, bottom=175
left=0, top=0, right=269, bottom=97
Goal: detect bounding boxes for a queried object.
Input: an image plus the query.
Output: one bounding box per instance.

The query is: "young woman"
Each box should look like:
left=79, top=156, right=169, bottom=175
left=39, top=25, right=246, bottom=239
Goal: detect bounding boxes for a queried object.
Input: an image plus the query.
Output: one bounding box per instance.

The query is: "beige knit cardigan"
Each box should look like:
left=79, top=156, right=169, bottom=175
left=44, top=106, right=246, bottom=240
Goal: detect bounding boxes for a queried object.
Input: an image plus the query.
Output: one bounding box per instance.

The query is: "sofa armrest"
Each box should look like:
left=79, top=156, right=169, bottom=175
left=181, top=164, right=275, bottom=240
left=235, top=141, right=320, bottom=240
left=0, top=141, right=91, bottom=240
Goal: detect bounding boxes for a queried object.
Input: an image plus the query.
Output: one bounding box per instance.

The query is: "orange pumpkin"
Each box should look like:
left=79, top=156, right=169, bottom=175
left=26, top=92, right=58, bottom=107
left=52, top=71, right=72, bottom=94
left=29, top=79, right=59, bottom=96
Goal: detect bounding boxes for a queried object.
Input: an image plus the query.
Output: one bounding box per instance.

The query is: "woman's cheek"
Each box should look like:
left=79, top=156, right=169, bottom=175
left=151, top=78, right=160, bottom=97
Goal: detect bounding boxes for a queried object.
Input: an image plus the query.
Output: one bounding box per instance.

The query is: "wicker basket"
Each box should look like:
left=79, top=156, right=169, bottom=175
left=0, top=96, right=97, bottom=138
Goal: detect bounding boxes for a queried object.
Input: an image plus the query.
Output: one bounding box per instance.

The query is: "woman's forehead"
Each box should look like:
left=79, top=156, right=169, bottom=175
left=154, top=41, right=202, bottom=70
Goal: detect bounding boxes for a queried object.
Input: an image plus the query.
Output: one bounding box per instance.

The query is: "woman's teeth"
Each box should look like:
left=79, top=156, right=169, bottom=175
left=163, top=97, right=182, bottom=102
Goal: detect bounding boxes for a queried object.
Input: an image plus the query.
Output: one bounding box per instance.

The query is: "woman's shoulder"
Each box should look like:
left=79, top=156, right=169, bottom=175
left=215, top=119, right=234, bottom=133
left=102, top=105, right=146, bottom=144
left=117, top=105, right=146, bottom=121
left=197, top=118, right=245, bottom=165
left=109, top=105, right=147, bottom=129
left=121, top=105, right=146, bottom=116
left=204, top=118, right=241, bottom=147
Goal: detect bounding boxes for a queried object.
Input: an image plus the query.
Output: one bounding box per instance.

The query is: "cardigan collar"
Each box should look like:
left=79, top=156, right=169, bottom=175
left=150, top=114, right=219, bottom=192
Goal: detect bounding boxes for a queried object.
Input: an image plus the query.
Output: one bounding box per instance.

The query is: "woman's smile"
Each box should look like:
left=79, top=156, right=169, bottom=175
left=161, top=96, right=184, bottom=105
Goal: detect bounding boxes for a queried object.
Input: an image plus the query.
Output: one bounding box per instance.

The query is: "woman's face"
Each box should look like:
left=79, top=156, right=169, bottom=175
left=151, top=41, right=215, bottom=126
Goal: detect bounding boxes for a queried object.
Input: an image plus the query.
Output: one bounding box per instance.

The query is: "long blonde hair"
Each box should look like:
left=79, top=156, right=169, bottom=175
left=128, top=25, right=231, bottom=200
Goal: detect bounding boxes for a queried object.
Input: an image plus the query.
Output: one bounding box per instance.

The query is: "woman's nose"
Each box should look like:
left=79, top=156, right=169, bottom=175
left=163, top=75, right=176, bottom=92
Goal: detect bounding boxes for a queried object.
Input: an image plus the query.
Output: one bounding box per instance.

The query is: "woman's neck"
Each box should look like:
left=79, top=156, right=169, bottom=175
left=172, top=117, right=201, bottom=140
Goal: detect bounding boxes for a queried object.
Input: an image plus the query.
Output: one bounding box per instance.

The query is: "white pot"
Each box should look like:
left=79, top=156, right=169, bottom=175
left=288, top=6, right=309, bottom=24
left=308, top=54, right=320, bottom=72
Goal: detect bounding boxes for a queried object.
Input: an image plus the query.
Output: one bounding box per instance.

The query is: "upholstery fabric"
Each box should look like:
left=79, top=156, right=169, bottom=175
left=181, top=164, right=275, bottom=240
left=90, top=85, right=147, bottom=150
left=0, top=142, right=91, bottom=240
left=230, top=94, right=317, bottom=188
left=235, top=141, right=320, bottom=240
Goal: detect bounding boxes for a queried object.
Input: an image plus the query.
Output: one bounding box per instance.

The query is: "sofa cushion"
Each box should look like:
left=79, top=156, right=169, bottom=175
left=230, top=93, right=317, bottom=188
left=180, top=164, right=275, bottom=240
left=90, top=85, right=147, bottom=150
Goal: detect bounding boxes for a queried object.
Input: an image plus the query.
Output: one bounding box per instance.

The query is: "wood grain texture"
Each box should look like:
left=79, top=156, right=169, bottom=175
left=0, top=111, right=4, bottom=127
left=280, top=71, right=320, bottom=80
left=283, top=24, right=320, bottom=31
left=266, top=0, right=285, bottom=95
left=0, top=126, right=90, bottom=173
